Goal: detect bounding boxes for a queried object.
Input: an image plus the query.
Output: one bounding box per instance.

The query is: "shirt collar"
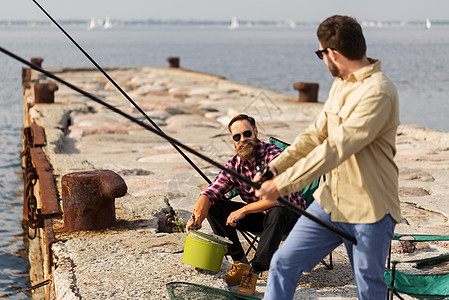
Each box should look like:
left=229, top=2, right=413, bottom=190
left=346, top=58, right=381, bottom=82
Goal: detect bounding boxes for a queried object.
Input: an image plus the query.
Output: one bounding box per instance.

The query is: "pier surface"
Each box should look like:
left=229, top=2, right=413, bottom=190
left=24, top=66, right=449, bottom=299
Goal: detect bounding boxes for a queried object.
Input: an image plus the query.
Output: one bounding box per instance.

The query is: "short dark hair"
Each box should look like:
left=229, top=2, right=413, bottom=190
left=317, top=15, right=366, bottom=60
left=228, top=114, right=256, bottom=132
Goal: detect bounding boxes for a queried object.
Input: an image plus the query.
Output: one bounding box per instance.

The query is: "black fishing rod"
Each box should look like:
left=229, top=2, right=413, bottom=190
left=1, top=46, right=357, bottom=245
left=30, top=0, right=213, bottom=185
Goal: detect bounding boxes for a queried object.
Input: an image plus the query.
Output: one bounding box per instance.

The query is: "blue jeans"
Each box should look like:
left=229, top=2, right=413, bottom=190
left=264, top=201, right=395, bottom=300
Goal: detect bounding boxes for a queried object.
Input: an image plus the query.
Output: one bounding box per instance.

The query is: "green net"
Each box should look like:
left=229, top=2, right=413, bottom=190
left=166, top=282, right=261, bottom=300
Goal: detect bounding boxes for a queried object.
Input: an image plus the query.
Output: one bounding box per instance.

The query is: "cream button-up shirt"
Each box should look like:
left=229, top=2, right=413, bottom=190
left=272, top=59, right=401, bottom=223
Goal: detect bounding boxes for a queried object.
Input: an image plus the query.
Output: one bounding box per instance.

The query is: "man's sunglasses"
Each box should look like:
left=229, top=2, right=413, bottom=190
left=315, top=48, right=336, bottom=60
left=232, top=130, right=252, bottom=142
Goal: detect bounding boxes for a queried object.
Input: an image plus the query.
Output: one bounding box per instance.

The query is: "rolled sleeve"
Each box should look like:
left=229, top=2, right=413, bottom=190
left=200, top=169, right=233, bottom=204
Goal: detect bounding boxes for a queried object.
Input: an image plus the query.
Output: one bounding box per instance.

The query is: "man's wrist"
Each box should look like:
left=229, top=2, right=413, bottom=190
left=239, top=206, right=248, bottom=215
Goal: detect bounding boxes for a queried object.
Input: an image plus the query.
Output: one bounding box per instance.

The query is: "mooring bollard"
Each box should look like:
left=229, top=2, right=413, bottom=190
left=22, top=57, right=43, bottom=91
left=293, top=81, right=319, bottom=102
left=62, top=170, right=127, bottom=231
left=30, top=57, right=44, bottom=67
left=166, top=56, right=180, bottom=68
left=34, top=82, right=58, bottom=103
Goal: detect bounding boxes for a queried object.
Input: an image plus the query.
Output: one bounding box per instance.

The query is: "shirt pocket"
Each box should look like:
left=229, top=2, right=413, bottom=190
left=324, top=105, right=341, bottom=128
left=338, top=99, right=359, bottom=120
left=324, top=98, right=360, bottom=128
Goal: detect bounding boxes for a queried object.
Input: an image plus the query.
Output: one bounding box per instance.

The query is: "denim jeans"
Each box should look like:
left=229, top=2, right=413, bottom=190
left=264, top=201, right=395, bottom=300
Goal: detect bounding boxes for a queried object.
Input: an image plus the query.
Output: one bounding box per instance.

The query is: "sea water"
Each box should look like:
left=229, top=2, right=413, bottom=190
left=0, top=24, right=448, bottom=298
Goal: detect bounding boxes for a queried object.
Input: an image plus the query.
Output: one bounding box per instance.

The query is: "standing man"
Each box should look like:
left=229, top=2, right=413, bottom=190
left=186, top=114, right=305, bottom=296
left=255, top=15, right=401, bottom=299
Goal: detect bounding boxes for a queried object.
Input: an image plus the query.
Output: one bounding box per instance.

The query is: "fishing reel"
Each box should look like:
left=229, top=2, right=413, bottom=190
left=256, top=163, right=275, bottom=184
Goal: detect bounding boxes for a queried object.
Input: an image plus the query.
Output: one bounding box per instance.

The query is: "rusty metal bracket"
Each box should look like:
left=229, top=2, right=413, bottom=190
left=31, top=122, right=46, bottom=147
left=21, top=123, right=60, bottom=239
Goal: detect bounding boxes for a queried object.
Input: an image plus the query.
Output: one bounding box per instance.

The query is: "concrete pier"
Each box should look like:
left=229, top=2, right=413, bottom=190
left=21, top=63, right=449, bottom=299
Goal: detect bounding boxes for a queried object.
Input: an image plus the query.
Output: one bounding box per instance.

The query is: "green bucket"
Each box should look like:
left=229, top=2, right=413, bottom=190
left=182, top=232, right=228, bottom=272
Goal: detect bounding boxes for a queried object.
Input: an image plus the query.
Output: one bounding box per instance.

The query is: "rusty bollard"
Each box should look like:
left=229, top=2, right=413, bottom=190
left=22, top=57, right=43, bottom=91
left=293, top=81, right=319, bottom=102
left=62, top=170, right=127, bottom=231
left=31, top=57, right=44, bottom=67
left=34, top=82, right=59, bottom=103
left=166, top=56, right=180, bottom=68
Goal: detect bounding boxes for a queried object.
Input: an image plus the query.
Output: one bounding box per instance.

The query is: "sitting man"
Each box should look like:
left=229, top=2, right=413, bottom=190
left=186, top=114, right=305, bottom=296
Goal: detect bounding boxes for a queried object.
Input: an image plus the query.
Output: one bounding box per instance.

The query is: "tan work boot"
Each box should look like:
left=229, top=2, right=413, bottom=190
left=236, top=270, right=259, bottom=296
left=225, top=261, right=251, bottom=286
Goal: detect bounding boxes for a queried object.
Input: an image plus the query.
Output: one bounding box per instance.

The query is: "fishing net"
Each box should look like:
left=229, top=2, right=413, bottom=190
left=166, top=282, right=261, bottom=300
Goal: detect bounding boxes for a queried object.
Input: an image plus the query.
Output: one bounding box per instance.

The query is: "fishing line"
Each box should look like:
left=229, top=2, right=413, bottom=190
left=31, top=0, right=213, bottom=185
left=0, top=45, right=357, bottom=245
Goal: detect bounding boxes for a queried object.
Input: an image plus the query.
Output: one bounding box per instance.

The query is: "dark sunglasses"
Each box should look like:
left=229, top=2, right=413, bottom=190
left=315, top=48, right=336, bottom=60
left=232, top=130, right=252, bottom=142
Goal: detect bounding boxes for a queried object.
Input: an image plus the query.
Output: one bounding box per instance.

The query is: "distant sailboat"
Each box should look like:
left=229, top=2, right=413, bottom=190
left=87, top=17, right=96, bottom=31
left=104, top=17, right=112, bottom=30
left=228, top=16, right=239, bottom=30
left=425, top=18, right=431, bottom=30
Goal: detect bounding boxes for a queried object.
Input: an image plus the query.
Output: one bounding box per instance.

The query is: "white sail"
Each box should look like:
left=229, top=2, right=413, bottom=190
left=88, top=17, right=96, bottom=31
left=228, top=16, right=239, bottom=30
left=425, top=18, right=431, bottom=30
left=104, top=17, right=112, bottom=30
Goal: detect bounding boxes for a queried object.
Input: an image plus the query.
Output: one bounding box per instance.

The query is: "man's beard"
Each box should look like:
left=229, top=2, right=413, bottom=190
left=235, top=140, right=258, bottom=163
left=328, top=59, right=340, bottom=78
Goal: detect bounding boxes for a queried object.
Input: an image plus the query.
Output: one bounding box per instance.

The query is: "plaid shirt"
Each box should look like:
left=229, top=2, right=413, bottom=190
left=201, top=140, right=305, bottom=209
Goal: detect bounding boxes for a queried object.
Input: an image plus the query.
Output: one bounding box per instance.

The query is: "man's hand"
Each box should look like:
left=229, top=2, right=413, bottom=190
left=254, top=165, right=277, bottom=184
left=226, top=208, right=246, bottom=227
left=254, top=165, right=280, bottom=202
left=255, top=179, right=281, bottom=202
left=185, top=195, right=211, bottom=233
left=186, top=217, right=202, bottom=232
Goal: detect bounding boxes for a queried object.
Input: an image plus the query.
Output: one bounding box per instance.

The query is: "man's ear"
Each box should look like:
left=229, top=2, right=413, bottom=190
left=328, top=48, right=338, bottom=61
left=254, top=126, right=258, bottom=138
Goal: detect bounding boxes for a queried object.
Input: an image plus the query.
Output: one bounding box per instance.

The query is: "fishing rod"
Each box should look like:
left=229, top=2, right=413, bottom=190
left=30, top=0, right=213, bottom=185
left=1, top=46, right=357, bottom=245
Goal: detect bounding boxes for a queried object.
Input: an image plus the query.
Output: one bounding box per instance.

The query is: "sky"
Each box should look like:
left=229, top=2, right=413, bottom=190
left=3, top=0, right=449, bottom=22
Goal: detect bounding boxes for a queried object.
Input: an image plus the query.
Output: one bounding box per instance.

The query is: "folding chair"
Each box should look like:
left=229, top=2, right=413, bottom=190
left=239, top=137, right=333, bottom=270
left=385, top=254, right=449, bottom=299
left=385, top=233, right=449, bottom=299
